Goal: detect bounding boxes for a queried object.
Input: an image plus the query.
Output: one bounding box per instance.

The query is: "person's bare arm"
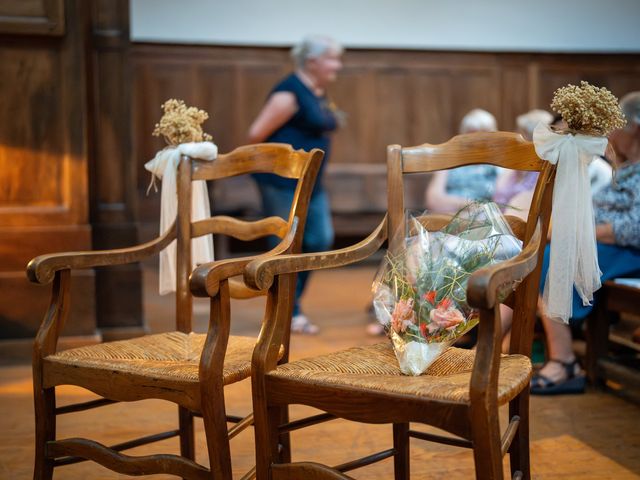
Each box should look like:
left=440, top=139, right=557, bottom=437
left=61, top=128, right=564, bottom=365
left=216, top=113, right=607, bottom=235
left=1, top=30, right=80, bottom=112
left=247, top=92, right=298, bottom=143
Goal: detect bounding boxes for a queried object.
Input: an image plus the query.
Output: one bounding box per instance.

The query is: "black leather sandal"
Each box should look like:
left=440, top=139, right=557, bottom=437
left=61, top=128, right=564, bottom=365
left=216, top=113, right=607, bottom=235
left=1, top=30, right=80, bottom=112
left=530, top=359, right=585, bottom=395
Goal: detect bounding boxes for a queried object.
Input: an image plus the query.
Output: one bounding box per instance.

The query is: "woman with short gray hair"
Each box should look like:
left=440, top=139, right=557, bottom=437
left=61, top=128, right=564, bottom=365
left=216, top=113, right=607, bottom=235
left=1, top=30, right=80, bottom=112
left=248, top=35, right=344, bottom=334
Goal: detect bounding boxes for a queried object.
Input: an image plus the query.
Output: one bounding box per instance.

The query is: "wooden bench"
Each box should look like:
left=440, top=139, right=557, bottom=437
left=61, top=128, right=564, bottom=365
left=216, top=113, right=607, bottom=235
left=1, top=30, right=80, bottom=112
left=586, top=280, right=640, bottom=393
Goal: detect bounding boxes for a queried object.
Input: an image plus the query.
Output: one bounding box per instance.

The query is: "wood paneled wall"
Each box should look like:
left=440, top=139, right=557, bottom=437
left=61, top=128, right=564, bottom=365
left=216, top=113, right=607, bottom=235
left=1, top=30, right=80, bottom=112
left=132, top=44, right=640, bottom=185
left=0, top=0, right=96, bottom=348
left=0, top=0, right=143, bottom=360
left=132, top=44, right=640, bottom=240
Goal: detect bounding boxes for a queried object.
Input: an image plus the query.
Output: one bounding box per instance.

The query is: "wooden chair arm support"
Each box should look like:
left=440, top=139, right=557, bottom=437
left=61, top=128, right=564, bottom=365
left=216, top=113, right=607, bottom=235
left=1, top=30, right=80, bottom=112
left=27, top=222, right=177, bottom=285
left=466, top=221, right=542, bottom=310
left=244, top=215, right=388, bottom=291
left=190, top=217, right=300, bottom=298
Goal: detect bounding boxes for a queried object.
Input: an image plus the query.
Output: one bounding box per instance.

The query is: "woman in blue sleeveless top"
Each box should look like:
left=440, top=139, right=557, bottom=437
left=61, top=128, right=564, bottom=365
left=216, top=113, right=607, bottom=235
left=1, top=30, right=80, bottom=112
left=248, top=35, right=343, bottom=334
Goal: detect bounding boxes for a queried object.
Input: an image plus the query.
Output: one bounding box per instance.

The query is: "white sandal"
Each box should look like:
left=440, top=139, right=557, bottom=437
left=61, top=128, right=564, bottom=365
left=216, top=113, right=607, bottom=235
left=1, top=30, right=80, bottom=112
left=291, top=314, right=320, bottom=335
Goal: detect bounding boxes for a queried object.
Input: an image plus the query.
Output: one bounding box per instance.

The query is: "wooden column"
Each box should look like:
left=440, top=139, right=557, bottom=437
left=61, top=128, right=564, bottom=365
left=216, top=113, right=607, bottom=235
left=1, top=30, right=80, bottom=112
left=89, top=0, right=144, bottom=340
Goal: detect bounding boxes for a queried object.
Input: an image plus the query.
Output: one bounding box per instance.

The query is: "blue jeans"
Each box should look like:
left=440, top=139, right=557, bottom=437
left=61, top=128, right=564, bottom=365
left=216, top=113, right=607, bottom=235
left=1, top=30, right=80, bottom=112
left=257, top=183, right=334, bottom=316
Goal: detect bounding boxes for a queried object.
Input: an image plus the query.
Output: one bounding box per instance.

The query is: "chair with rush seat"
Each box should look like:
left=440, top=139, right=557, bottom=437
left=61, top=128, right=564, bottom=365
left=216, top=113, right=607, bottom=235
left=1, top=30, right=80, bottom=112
left=244, top=133, right=556, bottom=480
left=28, top=143, right=323, bottom=479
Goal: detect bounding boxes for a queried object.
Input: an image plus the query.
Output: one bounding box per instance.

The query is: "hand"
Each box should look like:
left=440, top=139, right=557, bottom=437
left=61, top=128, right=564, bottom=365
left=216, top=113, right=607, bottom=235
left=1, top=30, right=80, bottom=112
left=595, top=223, right=615, bottom=244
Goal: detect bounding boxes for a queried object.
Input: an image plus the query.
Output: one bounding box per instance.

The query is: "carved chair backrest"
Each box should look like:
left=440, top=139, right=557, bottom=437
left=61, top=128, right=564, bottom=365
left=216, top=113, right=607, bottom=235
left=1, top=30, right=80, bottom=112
left=174, top=143, right=323, bottom=332
left=386, top=132, right=556, bottom=356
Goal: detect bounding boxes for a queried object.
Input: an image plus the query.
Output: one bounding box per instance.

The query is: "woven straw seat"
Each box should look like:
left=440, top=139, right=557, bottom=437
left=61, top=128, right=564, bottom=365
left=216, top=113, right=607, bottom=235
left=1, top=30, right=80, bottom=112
left=45, top=332, right=280, bottom=386
left=270, top=342, right=532, bottom=405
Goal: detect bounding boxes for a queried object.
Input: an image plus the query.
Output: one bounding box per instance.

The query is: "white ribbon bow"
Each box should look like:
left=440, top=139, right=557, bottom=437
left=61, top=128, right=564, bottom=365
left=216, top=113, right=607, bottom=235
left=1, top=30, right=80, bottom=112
left=533, top=123, right=608, bottom=323
left=144, top=142, right=218, bottom=295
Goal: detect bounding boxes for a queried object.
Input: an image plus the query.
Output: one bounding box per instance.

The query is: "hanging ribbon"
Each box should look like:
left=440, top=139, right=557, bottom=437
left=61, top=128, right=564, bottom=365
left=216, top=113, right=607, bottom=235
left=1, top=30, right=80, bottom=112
left=144, top=142, right=218, bottom=295
left=533, top=123, right=608, bottom=323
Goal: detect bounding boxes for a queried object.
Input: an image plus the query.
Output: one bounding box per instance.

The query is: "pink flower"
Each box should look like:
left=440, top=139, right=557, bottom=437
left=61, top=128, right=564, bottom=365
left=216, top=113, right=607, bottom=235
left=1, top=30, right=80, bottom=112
left=428, top=305, right=464, bottom=333
left=391, top=298, right=416, bottom=333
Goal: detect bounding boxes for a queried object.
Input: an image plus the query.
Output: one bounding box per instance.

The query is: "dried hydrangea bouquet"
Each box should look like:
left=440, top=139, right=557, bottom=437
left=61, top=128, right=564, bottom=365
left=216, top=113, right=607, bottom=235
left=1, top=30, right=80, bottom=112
left=533, top=81, right=625, bottom=322
left=145, top=99, right=217, bottom=294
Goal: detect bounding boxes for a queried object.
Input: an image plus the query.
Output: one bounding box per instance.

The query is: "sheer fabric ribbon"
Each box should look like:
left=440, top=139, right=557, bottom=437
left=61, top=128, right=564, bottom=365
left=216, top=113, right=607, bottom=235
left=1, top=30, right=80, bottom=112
left=144, top=142, right=217, bottom=295
left=533, top=123, right=607, bottom=323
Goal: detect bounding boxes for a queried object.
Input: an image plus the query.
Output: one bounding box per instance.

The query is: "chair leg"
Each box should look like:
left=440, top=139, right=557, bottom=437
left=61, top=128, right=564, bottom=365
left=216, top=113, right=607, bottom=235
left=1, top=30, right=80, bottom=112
left=179, top=406, right=195, bottom=461
left=471, top=409, right=503, bottom=480
left=255, top=403, right=285, bottom=480
left=33, top=386, right=55, bottom=480
left=393, top=423, right=410, bottom=480
left=277, top=406, right=291, bottom=464
left=201, top=388, right=233, bottom=480
left=586, top=296, right=609, bottom=387
left=509, top=392, right=530, bottom=480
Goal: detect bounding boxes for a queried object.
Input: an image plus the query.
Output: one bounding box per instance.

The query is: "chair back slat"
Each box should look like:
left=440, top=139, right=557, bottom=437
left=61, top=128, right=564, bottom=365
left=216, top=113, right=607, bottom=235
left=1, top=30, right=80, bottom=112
left=401, top=132, right=545, bottom=174
left=191, top=216, right=289, bottom=241
left=192, top=143, right=310, bottom=181
left=413, top=214, right=527, bottom=241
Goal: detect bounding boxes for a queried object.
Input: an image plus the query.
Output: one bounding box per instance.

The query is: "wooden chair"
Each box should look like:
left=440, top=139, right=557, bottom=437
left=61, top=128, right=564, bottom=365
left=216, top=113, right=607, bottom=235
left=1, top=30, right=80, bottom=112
left=27, top=144, right=323, bottom=480
left=243, top=133, right=556, bottom=480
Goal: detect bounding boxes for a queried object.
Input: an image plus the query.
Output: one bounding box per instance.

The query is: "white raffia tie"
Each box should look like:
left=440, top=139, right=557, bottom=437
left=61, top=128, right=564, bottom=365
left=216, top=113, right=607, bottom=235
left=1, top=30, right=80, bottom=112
left=144, top=142, right=218, bottom=295
left=533, top=123, right=608, bottom=323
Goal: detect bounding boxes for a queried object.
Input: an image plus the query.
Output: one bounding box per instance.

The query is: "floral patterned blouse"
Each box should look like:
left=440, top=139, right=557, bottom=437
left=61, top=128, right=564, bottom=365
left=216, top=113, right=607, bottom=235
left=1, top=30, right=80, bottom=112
left=445, top=165, right=498, bottom=201
left=594, top=162, right=640, bottom=249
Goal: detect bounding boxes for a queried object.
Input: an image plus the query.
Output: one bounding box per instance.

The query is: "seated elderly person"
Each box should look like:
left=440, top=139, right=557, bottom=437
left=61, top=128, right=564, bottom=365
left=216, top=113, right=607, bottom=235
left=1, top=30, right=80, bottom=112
left=425, top=109, right=499, bottom=213
left=530, top=91, right=640, bottom=394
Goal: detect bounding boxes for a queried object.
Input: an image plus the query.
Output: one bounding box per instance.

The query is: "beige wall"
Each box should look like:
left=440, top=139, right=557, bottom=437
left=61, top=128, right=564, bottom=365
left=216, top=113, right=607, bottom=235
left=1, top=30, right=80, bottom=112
left=130, top=0, right=640, bottom=53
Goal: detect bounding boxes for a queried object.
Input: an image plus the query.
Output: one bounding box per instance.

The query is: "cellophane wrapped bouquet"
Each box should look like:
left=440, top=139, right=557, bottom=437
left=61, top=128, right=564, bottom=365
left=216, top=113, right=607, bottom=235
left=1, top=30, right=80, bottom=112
left=372, top=202, right=522, bottom=375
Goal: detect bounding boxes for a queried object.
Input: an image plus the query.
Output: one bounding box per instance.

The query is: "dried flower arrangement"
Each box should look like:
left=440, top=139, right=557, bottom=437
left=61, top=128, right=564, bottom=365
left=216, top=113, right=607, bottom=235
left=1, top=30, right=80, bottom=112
left=152, top=99, right=213, bottom=145
left=551, top=81, right=626, bottom=136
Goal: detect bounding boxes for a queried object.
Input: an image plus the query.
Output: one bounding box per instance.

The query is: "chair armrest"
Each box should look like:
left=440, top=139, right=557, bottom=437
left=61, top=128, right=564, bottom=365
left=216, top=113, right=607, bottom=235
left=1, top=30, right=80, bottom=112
left=466, top=221, right=542, bottom=310
left=27, top=222, right=176, bottom=285
left=190, top=217, right=300, bottom=298
left=244, top=215, right=388, bottom=291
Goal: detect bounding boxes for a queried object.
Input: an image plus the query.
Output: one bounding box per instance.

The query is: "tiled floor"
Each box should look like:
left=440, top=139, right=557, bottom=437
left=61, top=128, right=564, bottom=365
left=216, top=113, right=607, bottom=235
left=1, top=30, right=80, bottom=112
left=1, top=265, right=639, bottom=479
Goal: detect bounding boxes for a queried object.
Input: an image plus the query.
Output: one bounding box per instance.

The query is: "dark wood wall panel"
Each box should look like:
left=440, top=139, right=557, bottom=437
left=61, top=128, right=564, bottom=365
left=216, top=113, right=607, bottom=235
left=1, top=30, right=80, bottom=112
left=331, top=67, right=376, bottom=164
left=0, top=0, right=96, bottom=349
left=0, top=0, right=144, bottom=358
left=0, top=0, right=65, bottom=36
left=197, top=66, right=237, bottom=151
left=133, top=45, right=640, bottom=182
left=0, top=47, right=64, bottom=207
left=132, top=44, right=640, bottom=228
left=412, top=72, right=454, bottom=144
